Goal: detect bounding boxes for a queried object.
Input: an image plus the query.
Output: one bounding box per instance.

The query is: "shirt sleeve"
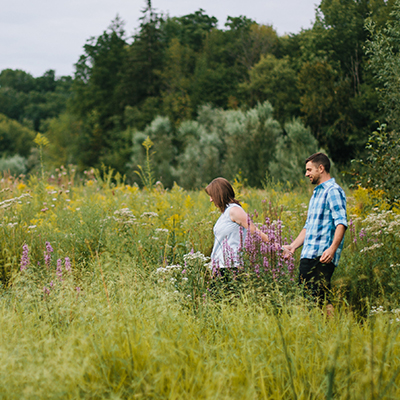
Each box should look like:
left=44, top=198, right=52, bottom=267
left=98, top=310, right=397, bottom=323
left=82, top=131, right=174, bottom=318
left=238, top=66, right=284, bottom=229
left=327, top=187, right=347, bottom=228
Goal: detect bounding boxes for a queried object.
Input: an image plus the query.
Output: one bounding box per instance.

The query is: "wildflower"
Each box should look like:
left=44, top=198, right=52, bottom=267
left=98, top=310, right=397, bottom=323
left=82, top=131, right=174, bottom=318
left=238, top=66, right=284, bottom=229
left=65, top=257, right=71, bottom=272
left=44, top=242, right=54, bottom=269
left=360, top=243, right=384, bottom=253
left=113, top=208, right=136, bottom=224
left=41, top=207, right=49, bottom=212
left=20, top=244, right=30, bottom=271
left=50, top=281, right=54, bottom=287
left=43, top=286, right=50, bottom=295
left=183, top=251, right=209, bottom=263
left=56, top=259, right=63, bottom=281
left=140, top=211, right=159, bottom=218
left=76, top=286, right=81, bottom=293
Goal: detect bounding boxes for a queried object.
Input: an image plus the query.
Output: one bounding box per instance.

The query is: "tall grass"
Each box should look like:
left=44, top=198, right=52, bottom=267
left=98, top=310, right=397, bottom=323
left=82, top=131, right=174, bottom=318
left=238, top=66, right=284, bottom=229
left=1, top=257, right=400, bottom=399
left=1, top=171, right=400, bottom=398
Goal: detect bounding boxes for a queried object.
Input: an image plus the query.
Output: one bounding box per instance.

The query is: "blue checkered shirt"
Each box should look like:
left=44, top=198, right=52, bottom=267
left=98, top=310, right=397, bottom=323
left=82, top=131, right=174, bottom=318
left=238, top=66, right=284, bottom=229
left=300, top=178, right=347, bottom=266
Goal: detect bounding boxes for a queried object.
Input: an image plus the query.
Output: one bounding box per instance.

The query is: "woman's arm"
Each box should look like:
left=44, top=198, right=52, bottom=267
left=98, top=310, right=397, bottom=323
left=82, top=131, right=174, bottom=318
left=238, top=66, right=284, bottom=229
left=229, top=206, right=270, bottom=243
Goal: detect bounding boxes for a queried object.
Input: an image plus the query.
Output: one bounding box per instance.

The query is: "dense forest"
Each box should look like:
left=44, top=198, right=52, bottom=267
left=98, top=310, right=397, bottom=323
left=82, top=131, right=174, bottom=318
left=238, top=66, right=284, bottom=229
left=1, top=0, right=399, bottom=190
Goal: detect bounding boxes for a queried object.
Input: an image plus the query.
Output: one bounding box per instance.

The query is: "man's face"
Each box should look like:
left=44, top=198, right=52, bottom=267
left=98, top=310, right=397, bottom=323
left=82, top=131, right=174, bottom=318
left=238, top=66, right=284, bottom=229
left=305, top=161, right=322, bottom=185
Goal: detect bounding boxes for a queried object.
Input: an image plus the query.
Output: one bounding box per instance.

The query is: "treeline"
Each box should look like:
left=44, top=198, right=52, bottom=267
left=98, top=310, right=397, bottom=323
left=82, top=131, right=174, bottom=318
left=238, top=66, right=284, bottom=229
left=0, top=0, right=398, bottom=188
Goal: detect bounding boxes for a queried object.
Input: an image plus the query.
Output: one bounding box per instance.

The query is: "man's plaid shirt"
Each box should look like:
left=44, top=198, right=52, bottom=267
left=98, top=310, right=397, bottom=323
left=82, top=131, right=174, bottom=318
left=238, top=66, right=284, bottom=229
left=300, top=178, right=347, bottom=266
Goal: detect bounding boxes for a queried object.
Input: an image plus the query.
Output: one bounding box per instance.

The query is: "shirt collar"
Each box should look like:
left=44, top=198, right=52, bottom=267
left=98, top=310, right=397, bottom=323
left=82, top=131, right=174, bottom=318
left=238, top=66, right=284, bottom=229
left=314, top=177, right=335, bottom=193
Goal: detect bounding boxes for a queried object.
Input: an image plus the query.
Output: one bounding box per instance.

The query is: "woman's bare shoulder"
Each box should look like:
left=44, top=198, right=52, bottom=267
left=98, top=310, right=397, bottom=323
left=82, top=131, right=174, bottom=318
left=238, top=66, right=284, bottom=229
left=229, top=204, right=247, bottom=222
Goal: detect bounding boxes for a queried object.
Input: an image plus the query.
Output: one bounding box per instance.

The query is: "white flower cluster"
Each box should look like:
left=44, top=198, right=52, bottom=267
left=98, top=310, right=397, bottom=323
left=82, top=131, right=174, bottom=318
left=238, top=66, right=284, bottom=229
left=360, top=243, right=384, bottom=253
left=183, top=251, right=209, bottom=263
left=370, top=305, right=386, bottom=315
left=141, top=212, right=159, bottom=218
left=113, top=208, right=136, bottom=224
left=370, top=306, right=400, bottom=323
left=155, top=228, right=169, bottom=234
left=156, top=264, right=182, bottom=274
left=0, top=193, right=32, bottom=209
left=362, top=209, right=400, bottom=236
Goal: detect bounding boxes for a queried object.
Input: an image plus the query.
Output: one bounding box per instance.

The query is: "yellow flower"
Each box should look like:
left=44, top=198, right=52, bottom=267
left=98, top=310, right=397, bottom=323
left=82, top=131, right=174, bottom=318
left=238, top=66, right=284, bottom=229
left=17, top=183, right=26, bottom=190
left=125, top=185, right=139, bottom=193
left=34, top=133, right=49, bottom=147
left=184, top=195, right=194, bottom=209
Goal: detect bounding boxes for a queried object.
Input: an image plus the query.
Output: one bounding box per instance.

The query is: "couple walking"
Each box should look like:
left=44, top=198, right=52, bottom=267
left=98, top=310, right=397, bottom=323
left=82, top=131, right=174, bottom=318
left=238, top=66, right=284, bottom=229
left=206, top=152, right=347, bottom=309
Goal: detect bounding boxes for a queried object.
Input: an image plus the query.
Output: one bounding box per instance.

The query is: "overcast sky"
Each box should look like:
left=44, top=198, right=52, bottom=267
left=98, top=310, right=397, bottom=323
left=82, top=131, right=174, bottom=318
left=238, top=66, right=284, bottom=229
left=1, top=0, right=319, bottom=78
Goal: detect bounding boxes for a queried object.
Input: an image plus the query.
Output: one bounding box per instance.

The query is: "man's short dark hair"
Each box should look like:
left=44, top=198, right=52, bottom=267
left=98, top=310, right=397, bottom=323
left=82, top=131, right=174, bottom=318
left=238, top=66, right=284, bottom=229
left=305, top=152, right=331, bottom=173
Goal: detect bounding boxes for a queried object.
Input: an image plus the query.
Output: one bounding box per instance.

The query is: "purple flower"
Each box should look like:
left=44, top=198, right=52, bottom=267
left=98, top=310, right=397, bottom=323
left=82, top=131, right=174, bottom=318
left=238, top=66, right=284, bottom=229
left=76, top=286, right=81, bottom=293
left=46, top=242, right=54, bottom=253
left=349, top=219, right=355, bottom=235
left=20, top=244, right=30, bottom=271
left=43, top=286, right=50, bottom=295
left=56, top=258, right=63, bottom=281
left=65, top=257, right=71, bottom=272
left=240, top=212, right=296, bottom=282
left=44, top=241, right=53, bottom=269
left=359, top=229, right=366, bottom=239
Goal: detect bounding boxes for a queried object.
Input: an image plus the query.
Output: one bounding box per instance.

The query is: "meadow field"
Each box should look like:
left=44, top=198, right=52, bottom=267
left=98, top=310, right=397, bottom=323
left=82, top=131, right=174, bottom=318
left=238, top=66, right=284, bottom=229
left=1, top=167, right=400, bottom=399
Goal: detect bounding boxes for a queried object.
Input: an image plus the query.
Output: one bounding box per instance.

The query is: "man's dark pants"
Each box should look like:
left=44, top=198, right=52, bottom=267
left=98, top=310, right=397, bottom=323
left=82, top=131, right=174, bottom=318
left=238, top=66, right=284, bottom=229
left=299, top=257, right=335, bottom=303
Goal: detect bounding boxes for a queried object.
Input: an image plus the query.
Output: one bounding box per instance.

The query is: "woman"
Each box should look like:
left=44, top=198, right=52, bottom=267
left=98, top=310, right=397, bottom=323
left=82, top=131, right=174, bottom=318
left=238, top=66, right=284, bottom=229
left=205, top=177, right=270, bottom=271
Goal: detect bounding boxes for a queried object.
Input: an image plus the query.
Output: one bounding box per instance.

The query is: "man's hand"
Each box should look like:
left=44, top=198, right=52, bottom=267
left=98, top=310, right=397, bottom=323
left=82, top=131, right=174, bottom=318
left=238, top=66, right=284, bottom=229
left=282, top=244, right=295, bottom=258
left=320, top=247, right=335, bottom=264
left=319, top=224, right=346, bottom=264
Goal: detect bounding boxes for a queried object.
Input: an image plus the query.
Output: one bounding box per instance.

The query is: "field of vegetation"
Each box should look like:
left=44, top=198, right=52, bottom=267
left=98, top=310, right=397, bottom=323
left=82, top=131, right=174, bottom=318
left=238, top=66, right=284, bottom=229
left=1, top=167, right=400, bottom=399
left=2, top=0, right=400, bottom=397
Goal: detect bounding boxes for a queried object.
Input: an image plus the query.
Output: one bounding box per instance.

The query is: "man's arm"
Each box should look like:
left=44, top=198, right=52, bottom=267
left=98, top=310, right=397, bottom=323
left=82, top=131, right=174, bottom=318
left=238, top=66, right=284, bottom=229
left=319, top=224, right=346, bottom=264
left=283, top=228, right=306, bottom=255
left=320, top=187, right=347, bottom=263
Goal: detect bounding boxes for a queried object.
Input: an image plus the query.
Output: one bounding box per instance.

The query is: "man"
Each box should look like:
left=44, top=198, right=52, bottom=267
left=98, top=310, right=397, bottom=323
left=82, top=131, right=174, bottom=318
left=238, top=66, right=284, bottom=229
left=283, top=153, right=347, bottom=310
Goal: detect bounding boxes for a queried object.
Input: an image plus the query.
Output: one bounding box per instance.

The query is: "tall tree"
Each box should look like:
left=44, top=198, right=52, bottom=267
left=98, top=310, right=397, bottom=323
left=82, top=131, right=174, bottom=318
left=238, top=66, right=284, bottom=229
left=295, top=0, right=394, bottom=164
left=70, top=16, right=129, bottom=169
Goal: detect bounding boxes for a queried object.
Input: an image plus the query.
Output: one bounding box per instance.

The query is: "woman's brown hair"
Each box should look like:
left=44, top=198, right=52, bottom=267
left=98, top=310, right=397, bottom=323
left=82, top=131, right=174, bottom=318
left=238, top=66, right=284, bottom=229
left=205, top=177, right=240, bottom=213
